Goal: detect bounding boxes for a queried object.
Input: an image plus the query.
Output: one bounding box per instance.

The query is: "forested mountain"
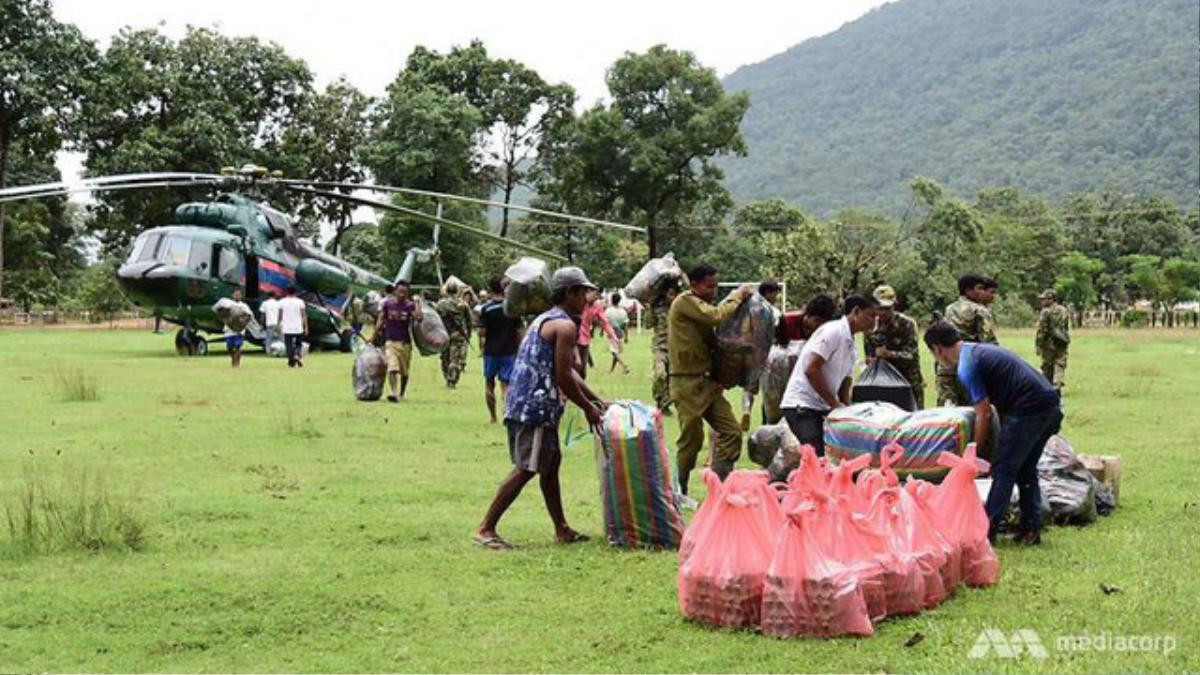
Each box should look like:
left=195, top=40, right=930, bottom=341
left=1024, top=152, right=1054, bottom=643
left=720, top=0, right=1199, bottom=215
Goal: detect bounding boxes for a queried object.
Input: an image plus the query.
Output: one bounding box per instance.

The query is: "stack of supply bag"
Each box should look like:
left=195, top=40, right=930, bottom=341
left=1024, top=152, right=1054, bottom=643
left=824, top=401, right=998, bottom=479
left=679, top=443, right=998, bottom=638
left=595, top=401, right=685, bottom=549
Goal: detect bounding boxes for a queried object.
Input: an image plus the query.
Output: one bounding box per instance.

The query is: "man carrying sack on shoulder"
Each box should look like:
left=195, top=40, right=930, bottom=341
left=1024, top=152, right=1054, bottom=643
left=667, top=263, right=754, bottom=494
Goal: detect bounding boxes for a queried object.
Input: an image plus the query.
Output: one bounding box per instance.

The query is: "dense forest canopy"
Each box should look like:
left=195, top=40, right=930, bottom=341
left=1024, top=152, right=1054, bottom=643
left=720, top=0, right=1200, bottom=215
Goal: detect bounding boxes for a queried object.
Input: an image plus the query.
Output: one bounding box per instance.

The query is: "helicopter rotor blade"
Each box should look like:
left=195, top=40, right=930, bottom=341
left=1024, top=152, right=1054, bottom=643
left=284, top=185, right=568, bottom=263
left=0, top=173, right=227, bottom=204
left=275, top=178, right=644, bottom=234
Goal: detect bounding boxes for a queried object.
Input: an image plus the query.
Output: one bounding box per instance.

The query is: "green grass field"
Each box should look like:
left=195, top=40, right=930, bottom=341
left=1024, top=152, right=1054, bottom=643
left=0, top=326, right=1197, bottom=673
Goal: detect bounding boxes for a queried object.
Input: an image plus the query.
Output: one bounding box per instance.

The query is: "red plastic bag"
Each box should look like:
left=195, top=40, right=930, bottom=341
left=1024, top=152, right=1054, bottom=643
left=897, top=481, right=955, bottom=607
left=861, top=487, right=932, bottom=615
left=678, top=470, right=783, bottom=628
left=781, top=444, right=831, bottom=510
left=932, top=443, right=1000, bottom=587
left=905, top=478, right=963, bottom=593
left=679, top=470, right=723, bottom=566
left=761, top=499, right=875, bottom=638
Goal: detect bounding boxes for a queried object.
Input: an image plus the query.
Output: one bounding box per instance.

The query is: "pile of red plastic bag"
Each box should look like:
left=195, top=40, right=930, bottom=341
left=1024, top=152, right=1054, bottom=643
left=678, top=442, right=998, bottom=638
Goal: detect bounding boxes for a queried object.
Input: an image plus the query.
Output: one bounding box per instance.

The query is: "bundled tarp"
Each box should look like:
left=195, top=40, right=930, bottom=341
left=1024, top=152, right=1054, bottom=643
left=852, top=359, right=917, bottom=411
left=714, top=293, right=776, bottom=389
left=825, top=401, right=998, bottom=480
left=503, top=257, right=552, bottom=318
left=361, top=290, right=385, bottom=321
left=747, top=423, right=803, bottom=484
left=412, top=298, right=449, bottom=356
left=351, top=344, right=387, bottom=401
left=595, top=401, right=685, bottom=549
left=213, top=298, right=254, bottom=332
left=761, top=342, right=801, bottom=424
left=976, top=434, right=1111, bottom=527
left=624, top=253, right=684, bottom=302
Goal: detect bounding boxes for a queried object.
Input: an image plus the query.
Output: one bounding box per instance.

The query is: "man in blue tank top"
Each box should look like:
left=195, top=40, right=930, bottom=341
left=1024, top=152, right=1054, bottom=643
left=474, top=266, right=609, bottom=550
left=924, top=321, right=1063, bottom=546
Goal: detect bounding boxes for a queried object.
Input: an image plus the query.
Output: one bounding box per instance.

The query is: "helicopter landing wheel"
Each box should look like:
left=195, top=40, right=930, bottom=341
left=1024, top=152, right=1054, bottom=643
left=174, top=329, right=208, bottom=356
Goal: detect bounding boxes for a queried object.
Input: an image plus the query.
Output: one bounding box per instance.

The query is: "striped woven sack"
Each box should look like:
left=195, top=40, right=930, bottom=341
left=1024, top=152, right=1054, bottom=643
left=595, top=401, right=685, bottom=549
left=824, top=402, right=980, bottom=480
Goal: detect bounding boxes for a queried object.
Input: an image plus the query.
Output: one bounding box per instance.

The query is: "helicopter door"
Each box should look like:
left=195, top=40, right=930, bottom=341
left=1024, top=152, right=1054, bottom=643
left=244, top=254, right=260, bottom=299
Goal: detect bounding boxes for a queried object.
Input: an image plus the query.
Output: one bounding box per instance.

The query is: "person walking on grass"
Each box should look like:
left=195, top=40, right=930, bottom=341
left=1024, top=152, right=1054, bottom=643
left=224, top=289, right=252, bottom=368
left=259, top=292, right=280, bottom=355
left=374, top=281, right=422, bottom=402
left=576, top=288, right=621, bottom=380
left=435, top=279, right=473, bottom=389
left=478, top=276, right=522, bottom=424
left=668, top=263, right=754, bottom=493
left=1036, top=289, right=1071, bottom=393
left=780, top=293, right=879, bottom=456
left=605, top=293, right=632, bottom=374
left=924, top=321, right=1062, bottom=545
left=475, top=267, right=608, bottom=550
left=277, top=287, right=309, bottom=368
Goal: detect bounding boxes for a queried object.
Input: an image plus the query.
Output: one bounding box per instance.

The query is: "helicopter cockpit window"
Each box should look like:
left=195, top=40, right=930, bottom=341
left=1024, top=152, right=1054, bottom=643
left=216, top=246, right=242, bottom=284
left=158, top=236, right=192, bottom=267
left=187, top=241, right=212, bottom=273
left=128, top=232, right=161, bottom=264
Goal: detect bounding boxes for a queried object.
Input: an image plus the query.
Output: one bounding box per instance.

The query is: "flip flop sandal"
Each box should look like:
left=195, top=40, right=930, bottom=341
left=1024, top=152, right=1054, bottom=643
left=474, top=534, right=512, bottom=550
left=556, top=530, right=590, bottom=545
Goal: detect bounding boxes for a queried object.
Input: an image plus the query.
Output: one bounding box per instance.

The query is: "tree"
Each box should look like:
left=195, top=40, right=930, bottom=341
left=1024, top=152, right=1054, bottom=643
left=0, top=0, right=96, bottom=299
left=1161, top=257, right=1200, bottom=310
left=280, top=78, right=373, bottom=252
left=1054, top=251, right=1105, bottom=319
left=974, top=187, right=1066, bottom=303
left=336, top=224, right=386, bottom=277
left=901, top=176, right=984, bottom=314
left=80, top=26, right=311, bottom=249
left=537, top=45, right=750, bottom=258
left=77, top=258, right=133, bottom=325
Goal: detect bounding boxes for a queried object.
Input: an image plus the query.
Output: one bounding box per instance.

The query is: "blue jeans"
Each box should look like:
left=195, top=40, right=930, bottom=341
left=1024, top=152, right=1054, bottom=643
left=985, top=407, right=1064, bottom=533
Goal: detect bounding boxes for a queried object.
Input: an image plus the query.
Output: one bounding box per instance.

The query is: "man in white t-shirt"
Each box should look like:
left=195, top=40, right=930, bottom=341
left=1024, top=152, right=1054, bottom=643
left=259, top=292, right=280, bottom=355
left=780, top=293, right=879, bottom=455
left=276, top=287, right=309, bottom=368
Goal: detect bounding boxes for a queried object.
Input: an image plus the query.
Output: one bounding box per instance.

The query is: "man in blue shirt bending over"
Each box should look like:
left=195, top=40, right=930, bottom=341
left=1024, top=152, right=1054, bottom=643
left=924, top=321, right=1063, bottom=545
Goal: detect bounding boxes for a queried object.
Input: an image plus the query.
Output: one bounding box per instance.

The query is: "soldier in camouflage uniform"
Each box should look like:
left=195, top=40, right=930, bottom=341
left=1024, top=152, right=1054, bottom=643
left=435, top=281, right=474, bottom=388
left=1036, top=289, right=1071, bottom=392
left=648, top=284, right=680, bottom=414
left=865, top=285, right=925, bottom=409
left=936, top=274, right=999, bottom=405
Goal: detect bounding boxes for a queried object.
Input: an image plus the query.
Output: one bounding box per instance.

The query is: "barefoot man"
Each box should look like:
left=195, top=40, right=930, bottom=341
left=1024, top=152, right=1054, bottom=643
left=475, top=267, right=608, bottom=550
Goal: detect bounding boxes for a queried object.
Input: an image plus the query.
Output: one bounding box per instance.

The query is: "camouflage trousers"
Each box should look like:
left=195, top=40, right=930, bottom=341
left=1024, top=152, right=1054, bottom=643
left=440, top=337, right=468, bottom=387
left=651, top=343, right=672, bottom=411
left=1040, top=349, right=1068, bottom=392
left=935, top=361, right=967, bottom=407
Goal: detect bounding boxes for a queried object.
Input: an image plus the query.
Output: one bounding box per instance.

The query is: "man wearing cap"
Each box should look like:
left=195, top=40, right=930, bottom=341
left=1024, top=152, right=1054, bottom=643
left=937, top=273, right=999, bottom=405
left=865, top=285, right=925, bottom=409
left=668, top=263, right=755, bottom=493
left=435, top=279, right=474, bottom=389
left=475, top=266, right=608, bottom=550
left=1036, top=289, right=1071, bottom=393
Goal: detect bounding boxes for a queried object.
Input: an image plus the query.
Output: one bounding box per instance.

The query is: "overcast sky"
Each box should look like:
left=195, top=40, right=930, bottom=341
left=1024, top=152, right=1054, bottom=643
left=53, top=0, right=889, bottom=107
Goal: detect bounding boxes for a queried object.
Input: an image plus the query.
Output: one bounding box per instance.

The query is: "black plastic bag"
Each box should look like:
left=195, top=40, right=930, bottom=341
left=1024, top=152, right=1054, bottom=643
left=1038, top=435, right=1098, bottom=525
left=851, top=359, right=917, bottom=411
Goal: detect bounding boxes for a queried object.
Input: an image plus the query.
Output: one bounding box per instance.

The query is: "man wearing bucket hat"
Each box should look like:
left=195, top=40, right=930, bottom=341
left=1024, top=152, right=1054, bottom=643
left=475, top=266, right=608, bottom=550
left=864, top=285, right=925, bottom=409
left=1036, top=288, right=1071, bottom=393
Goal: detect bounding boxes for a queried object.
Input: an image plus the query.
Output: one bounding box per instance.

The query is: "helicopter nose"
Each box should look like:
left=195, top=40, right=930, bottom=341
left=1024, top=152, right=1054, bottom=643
left=116, top=262, right=178, bottom=308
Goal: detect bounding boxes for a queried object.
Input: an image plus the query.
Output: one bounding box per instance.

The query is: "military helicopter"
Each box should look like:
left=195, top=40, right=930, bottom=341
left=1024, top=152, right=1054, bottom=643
left=0, top=165, right=642, bottom=355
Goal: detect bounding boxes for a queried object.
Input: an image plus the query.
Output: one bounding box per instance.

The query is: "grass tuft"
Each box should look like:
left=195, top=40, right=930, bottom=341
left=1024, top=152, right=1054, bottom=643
left=51, top=367, right=99, bottom=402
left=4, top=467, right=145, bottom=555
